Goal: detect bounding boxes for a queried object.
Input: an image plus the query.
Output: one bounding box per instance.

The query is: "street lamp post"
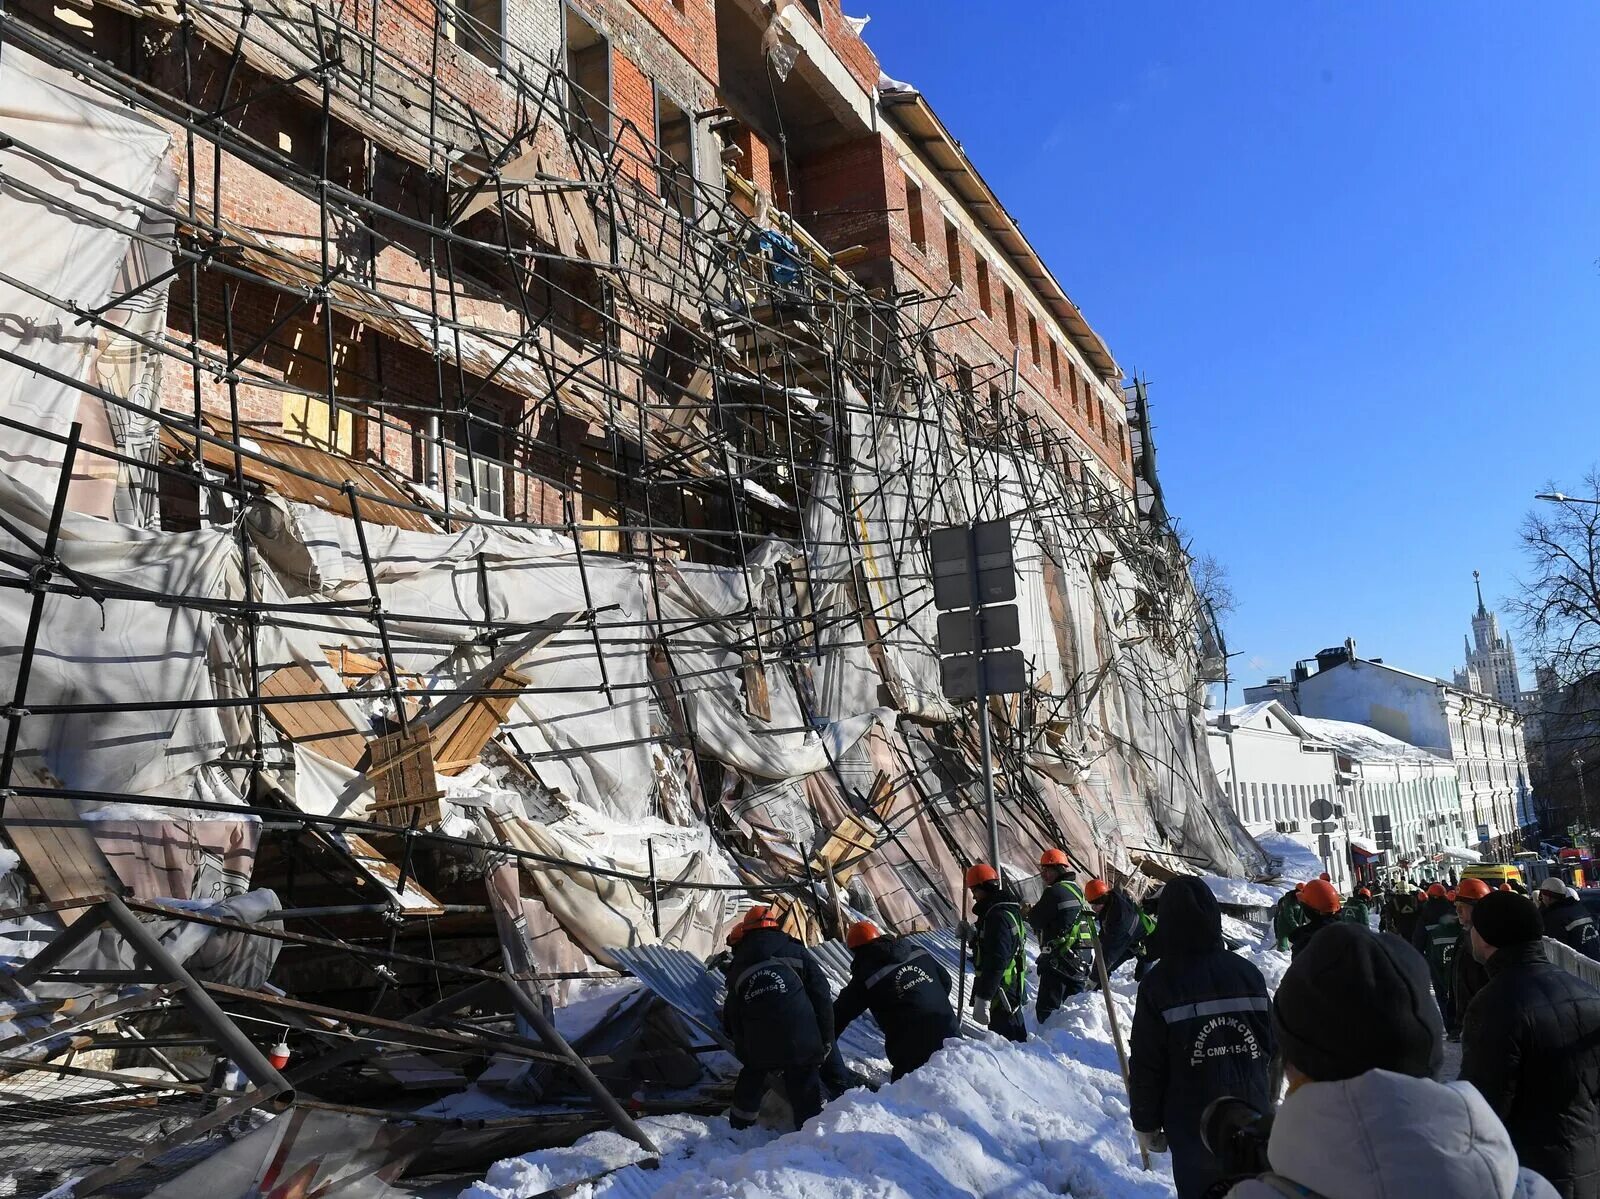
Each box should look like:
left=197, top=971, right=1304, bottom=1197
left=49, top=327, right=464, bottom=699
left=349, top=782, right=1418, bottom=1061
left=1575, top=753, right=1590, bottom=850
left=1536, top=493, right=1600, bottom=506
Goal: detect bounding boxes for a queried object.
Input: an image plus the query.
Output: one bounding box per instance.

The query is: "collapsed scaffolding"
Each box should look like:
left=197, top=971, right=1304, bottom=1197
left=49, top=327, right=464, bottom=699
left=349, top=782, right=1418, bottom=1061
left=0, top=0, right=1262, bottom=1190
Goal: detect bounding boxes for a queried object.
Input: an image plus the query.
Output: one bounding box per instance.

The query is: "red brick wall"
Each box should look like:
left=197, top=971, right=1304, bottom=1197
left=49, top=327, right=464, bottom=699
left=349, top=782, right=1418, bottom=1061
left=610, top=51, right=659, bottom=190
left=786, top=128, right=1132, bottom=483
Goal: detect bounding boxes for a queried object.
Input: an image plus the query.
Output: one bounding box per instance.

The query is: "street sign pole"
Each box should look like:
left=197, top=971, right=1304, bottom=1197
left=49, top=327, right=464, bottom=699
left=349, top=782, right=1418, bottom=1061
left=969, top=523, right=1001, bottom=870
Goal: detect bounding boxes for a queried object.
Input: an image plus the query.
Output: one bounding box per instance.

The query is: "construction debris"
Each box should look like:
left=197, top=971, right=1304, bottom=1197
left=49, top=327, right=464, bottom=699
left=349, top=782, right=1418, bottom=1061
left=0, top=1, right=1261, bottom=1192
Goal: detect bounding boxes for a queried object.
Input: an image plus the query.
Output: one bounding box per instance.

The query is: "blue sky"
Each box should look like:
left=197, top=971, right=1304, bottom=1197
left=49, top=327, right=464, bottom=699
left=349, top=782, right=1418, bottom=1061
left=863, top=2, right=1600, bottom=689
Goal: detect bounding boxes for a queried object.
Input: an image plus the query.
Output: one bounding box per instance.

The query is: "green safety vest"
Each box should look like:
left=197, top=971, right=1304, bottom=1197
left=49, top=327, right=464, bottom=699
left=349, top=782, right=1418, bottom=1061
left=1047, top=881, right=1092, bottom=956
left=1001, top=909, right=1028, bottom=990
left=976, top=907, right=1029, bottom=993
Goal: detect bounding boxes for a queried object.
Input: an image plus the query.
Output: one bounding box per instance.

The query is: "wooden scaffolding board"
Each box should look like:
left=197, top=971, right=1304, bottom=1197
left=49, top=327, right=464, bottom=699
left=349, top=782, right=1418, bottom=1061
left=260, top=664, right=371, bottom=769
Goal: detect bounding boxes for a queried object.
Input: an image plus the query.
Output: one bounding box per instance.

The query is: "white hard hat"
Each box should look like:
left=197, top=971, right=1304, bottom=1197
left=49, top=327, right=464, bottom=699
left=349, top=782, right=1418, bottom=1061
left=1538, top=876, right=1568, bottom=896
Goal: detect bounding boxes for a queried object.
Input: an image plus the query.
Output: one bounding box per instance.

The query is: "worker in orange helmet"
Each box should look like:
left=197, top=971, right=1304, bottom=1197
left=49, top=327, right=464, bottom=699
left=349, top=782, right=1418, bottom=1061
left=1272, top=882, right=1308, bottom=950
left=1342, top=886, right=1375, bottom=929
left=1029, top=848, right=1094, bottom=1022
left=1085, top=878, right=1152, bottom=980
left=721, top=904, right=833, bottom=1130
left=833, top=921, right=957, bottom=1079
left=1449, top=877, right=1494, bottom=1037
left=963, top=863, right=1027, bottom=1042
left=1289, top=879, right=1342, bottom=957
left=1413, top=881, right=1463, bottom=1027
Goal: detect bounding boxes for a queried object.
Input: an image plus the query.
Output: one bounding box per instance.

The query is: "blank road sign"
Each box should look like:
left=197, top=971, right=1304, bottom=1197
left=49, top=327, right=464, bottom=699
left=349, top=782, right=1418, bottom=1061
left=940, top=649, right=1027, bottom=700
left=936, top=603, right=1021, bottom=655
left=929, top=519, right=1016, bottom=610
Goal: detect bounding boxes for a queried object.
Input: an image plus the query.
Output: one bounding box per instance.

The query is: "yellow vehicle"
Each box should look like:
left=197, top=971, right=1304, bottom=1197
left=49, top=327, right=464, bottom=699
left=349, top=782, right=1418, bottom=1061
left=1461, top=862, right=1522, bottom=886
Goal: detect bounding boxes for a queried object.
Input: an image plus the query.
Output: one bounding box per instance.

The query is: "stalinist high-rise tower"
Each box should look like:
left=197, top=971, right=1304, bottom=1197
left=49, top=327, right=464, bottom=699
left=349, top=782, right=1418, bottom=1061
left=1454, top=571, right=1523, bottom=708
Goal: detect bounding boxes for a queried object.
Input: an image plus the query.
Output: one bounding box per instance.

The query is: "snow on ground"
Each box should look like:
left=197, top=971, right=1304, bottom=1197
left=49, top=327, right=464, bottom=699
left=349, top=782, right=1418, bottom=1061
left=465, top=945, right=1294, bottom=1199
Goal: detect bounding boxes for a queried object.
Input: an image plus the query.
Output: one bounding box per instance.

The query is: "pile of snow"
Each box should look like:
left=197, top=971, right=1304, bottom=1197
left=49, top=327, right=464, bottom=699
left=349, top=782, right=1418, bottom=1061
left=465, top=946, right=1293, bottom=1199
left=1248, top=829, right=1328, bottom=884
left=1201, top=873, right=1289, bottom=910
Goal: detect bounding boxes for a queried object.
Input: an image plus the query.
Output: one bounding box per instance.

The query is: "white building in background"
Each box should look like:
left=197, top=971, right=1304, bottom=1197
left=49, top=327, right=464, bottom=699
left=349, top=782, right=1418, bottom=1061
left=1207, top=701, right=1349, bottom=888
left=1454, top=571, right=1524, bottom=710
left=1296, top=716, right=1469, bottom=880
left=1247, top=645, right=1533, bottom=859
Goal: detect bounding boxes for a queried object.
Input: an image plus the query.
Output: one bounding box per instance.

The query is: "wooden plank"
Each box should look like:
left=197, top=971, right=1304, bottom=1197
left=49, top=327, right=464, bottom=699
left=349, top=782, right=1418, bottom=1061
left=420, top=615, right=587, bottom=775
left=324, top=647, right=385, bottom=678
left=260, top=664, right=370, bottom=769
left=367, top=725, right=444, bottom=828
left=741, top=653, right=772, bottom=723
left=158, top=417, right=436, bottom=533
left=334, top=834, right=446, bottom=916
left=812, top=772, right=894, bottom=887
left=1, top=782, right=121, bottom=923
left=429, top=666, right=528, bottom=775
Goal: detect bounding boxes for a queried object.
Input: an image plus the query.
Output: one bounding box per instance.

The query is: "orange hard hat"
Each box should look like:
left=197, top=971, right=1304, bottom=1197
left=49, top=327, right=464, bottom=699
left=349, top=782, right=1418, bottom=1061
left=742, top=905, right=771, bottom=926
left=1300, top=879, right=1342, bottom=916
left=1294, top=882, right=1306, bottom=893
left=964, top=863, right=999, bottom=888
left=726, top=924, right=746, bottom=947
left=1084, top=879, right=1110, bottom=903
left=1456, top=878, right=1491, bottom=902
left=1499, top=882, right=1513, bottom=892
left=1446, top=889, right=1458, bottom=902
left=1039, top=848, right=1071, bottom=869
left=1358, top=888, right=1372, bottom=899
left=1427, top=883, right=1448, bottom=900
left=845, top=920, right=881, bottom=950
left=1319, top=872, right=1331, bottom=883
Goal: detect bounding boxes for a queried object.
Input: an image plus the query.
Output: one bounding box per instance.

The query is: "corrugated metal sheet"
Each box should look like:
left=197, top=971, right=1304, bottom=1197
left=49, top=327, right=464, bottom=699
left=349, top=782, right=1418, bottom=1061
left=609, top=944, right=732, bottom=1050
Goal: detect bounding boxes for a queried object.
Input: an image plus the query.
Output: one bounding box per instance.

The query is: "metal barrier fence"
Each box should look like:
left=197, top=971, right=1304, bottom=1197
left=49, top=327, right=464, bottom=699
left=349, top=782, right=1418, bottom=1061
left=1545, top=936, right=1600, bottom=989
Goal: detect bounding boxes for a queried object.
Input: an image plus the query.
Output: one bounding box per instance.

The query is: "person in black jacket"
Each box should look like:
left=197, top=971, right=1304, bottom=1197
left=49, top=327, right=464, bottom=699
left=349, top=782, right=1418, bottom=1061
left=1384, top=887, right=1424, bottom=942
left=965, top=863, right=1027, bottom=1042
left=1414, top=882, right=1462, bottom=1025
left=1537, top=877, right=1600, bottom=960
left=1287, top=879, right=1342, bottom=958
left=1128, top=876, right=1274, bottom=1199
left=1449, top=877, right=1493, bottom=1038
left=1086, top=878, right=1146, bottom=978
left=1461, top=890, right=1600, bottom=1199
left=833, top=920, right=957, bottom=1079
left=721, top=913, right=835, bottom=1129
left=1030, top=848, right=1092, bottom=1022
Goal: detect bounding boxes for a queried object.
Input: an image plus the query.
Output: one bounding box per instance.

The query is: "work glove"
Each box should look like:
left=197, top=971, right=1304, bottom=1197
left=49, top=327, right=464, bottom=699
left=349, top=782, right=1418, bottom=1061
left=1135, top=1128, right=1168, bottom=1155
left=970, top=997, right=990, bottom=1024
left=957, top=919, right=974, bottom=941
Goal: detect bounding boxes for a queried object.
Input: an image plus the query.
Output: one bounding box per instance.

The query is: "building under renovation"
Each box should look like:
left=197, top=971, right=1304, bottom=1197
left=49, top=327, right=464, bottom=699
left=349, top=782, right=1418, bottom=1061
left=0, top=0, right=1261, bottom=1191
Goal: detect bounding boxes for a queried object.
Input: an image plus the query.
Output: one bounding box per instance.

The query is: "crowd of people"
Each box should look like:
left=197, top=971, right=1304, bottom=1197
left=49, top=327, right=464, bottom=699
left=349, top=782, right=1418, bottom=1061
left=709, top=856, right=1600, bottom=1199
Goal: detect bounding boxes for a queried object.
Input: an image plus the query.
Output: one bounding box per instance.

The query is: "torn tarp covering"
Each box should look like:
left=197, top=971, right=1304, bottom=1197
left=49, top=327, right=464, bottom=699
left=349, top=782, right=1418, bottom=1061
left=25, top=890, right=284, bottom=1000
left=489, top=809, right=741, bottom=968
left=0, top=469, right=240, bottom=802
left=655, top=558, right=895, bottom=779
left=0, top=47, right=175, bottom=514
left=251, top=500, right=894, bottom=819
